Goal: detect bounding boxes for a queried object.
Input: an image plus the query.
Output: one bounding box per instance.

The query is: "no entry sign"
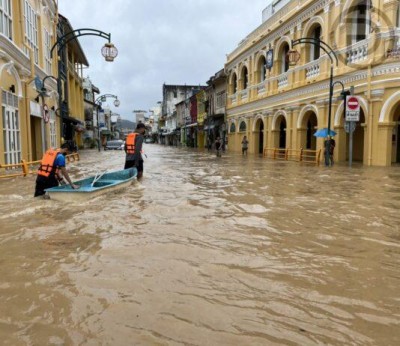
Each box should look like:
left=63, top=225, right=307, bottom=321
left=346, top=96, right=360, bottom=121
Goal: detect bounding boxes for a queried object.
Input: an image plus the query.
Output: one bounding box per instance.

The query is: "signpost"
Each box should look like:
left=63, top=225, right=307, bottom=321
left=345, top=96, right=360, bottom=167
left=346, top=96, right=360, bottom=121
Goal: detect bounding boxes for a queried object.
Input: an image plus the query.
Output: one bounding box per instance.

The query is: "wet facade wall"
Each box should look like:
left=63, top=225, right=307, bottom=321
left=225, top=0, right=400, bottom=166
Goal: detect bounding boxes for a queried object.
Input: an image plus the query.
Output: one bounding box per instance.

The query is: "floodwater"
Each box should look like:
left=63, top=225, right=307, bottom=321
left=0, top=144, right=399, bottom=346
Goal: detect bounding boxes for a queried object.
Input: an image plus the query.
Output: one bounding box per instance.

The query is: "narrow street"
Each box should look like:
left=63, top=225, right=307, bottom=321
left=0, top=144, right=399, bottom=345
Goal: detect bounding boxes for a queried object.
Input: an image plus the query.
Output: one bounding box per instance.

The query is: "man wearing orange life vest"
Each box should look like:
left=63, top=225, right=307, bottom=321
left=34, top=142, right=79, bottom=197
left=124, top=122, right=145, bottom=179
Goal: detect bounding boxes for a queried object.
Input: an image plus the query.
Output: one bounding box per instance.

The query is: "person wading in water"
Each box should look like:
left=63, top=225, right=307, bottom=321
left=124, top=123, right=146, bottom=179
left=34, top=141, right=79, bottom=197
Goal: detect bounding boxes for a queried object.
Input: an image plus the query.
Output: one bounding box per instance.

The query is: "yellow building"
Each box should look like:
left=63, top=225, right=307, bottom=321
left=0, top=0, right=59, bottom=162
left=226, top=0, right=400, bottom=166
left=0, top=1, right=88, bottom=165
left=196, top=90, right=207, bottom=147
left=57, top=14, right=88, bottom=149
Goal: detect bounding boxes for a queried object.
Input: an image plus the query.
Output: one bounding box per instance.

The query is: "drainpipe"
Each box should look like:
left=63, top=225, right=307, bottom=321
left=367, top=63, right=373, bottom=166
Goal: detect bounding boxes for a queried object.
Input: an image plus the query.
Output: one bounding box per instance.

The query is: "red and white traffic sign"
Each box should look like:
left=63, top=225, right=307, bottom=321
left=345, top=96, right=360, bottom=122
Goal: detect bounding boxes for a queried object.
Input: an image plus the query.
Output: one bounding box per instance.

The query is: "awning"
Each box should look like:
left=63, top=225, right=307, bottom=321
left=64, top=116, right=84, bottom=124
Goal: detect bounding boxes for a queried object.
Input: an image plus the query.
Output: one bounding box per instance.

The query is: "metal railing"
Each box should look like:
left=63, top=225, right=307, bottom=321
left=0, top=153, right=80, bottom=179
left=263, top=147, right=321, bottom=166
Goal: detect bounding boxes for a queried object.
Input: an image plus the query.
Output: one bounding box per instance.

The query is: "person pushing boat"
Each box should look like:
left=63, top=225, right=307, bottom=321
left=34, top=141, right=79, bottom=197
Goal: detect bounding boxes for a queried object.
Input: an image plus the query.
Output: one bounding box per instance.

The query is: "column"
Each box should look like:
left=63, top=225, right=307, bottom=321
left=377, top=123, right=396, bottom=166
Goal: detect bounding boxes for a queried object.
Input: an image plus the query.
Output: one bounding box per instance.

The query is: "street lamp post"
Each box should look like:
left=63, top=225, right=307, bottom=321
left=289, top=38, right=339, bottom=166
left=50, top=27, right=118, bottom=142
left=95, top=94, right=120, bottom=151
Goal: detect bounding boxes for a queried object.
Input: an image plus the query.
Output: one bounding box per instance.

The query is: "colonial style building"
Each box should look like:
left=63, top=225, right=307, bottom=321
left=205, top=69, right=227, bottom=150
left=83, top=76, right=100, bottom=145
left=57, top=14, right=88, bottom=148
left=0, top=0, right=92, bottom=164
left=0, top=0, right=58, bottom=162
left=161, top=84, right=205, bottom=146
left=225, top=0, right=400, bottom=166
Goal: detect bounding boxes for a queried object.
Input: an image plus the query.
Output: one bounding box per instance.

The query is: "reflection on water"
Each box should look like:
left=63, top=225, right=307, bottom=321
left=0, top=145, right=399, bottom=345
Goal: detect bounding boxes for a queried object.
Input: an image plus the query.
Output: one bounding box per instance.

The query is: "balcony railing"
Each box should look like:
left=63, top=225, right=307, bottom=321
left=387, top=47, right=400, bottom=59
left=305, top=61, right=320, bottom=79
left=346, top=39, right=368, bottom=64
left=277, top=73, right=289, bottom=88
left=239, top=89, right=249, bottom=100
left=256, top=81, right=266, bottom=94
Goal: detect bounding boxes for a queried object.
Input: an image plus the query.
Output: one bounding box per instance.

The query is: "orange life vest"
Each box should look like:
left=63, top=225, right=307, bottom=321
left=37, top=148, right=60, bottom=177
left=125, top=133, right=137, bottom=154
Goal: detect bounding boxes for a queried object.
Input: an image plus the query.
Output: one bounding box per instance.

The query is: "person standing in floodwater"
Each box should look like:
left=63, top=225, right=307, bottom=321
left=124, top=123, right=146, bottom=179
left=324, top=136, right=336, bottom=166
left=241, top=136, right=249, bottom=156
left=215, top=137, right=222, bottom=157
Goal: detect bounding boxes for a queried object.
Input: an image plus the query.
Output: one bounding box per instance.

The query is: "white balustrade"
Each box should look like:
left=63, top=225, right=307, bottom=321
left=305, top=61, right=320, bottom=79
left=239, top=89, right=249, bottom=100
left=229, top=94, right=237, bottom=104
left=346, top=40, right=368, bottom=64
left=277, top=73, right=288, bottom=88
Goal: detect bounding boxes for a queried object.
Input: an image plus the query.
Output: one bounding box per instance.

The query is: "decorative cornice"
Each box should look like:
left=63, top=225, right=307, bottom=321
left=370, top=89, right=385, bottom=97
left=0, top=36, right=31, bottom=73
left=227, top=62, right=400, bottom=117
left=226, top=0, right=330, bottom=69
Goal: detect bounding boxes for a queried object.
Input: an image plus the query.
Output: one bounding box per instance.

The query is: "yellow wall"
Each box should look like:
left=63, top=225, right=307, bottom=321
left=0, top=0, right=60, bottom=164
left=226, top=0, right=400, bottom=166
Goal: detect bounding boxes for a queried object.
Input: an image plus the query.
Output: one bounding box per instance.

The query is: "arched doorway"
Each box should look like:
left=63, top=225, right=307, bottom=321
left=306, top=24, right=322, bottom=62
left=300, top=111, right=318, bottom=150
left=254, top=118, right=264, bottom=154
left=391, top=103, right=400, bottom=164
left=278, top=116, right=287, bottom=148
left=280, top=43, right=290, bottom=73
left=346, top=108, right=365, bottom=162
left=306, top=117, right=317, bottom=150
left=257, top=55, right=267, bottom=84
left=241, top=66, right=249, bottom=90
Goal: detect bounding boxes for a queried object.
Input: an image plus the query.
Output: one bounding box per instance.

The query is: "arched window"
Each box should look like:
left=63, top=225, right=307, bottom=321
left=258, top=55, right=267, bottom=83
left=239, top=121, right=247, bottom=132
left=352, top=0, right=370, bottom=44
left=310, top=25, right=321, bottom=61
left=281, top=43, right=289, bottom=73
left=230, top=122, right=236, bottom=133
left=241, top=67, right=249, bottom=89
left=231, top=73, right=237, bottom=94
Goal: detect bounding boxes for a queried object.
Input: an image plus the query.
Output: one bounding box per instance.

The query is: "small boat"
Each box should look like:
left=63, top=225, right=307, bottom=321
left=45, top=168, right=137, bottom=202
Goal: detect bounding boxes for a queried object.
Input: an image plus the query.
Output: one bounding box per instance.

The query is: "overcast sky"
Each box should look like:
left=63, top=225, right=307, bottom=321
left=58, top=0, right=268, bottom=121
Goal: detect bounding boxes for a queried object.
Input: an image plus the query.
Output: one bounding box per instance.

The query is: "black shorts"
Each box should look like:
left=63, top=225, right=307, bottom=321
left=34, top=175, right=58, bottom=197
left=124, top=160, right=143, bottom=173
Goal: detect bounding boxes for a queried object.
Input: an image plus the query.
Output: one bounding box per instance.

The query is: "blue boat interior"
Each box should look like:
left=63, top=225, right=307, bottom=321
left=45, top=168, right=138, bottom=193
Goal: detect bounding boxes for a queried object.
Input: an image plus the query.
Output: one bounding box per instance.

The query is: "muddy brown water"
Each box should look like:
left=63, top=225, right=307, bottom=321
left=0, top=145, right=399, bottom=345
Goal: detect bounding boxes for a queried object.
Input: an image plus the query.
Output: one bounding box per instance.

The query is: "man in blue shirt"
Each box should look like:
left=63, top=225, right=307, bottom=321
left=34, top=142, right=79, bottom=197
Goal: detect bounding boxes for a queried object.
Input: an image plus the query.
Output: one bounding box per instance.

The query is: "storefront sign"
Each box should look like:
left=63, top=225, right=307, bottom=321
left=30, top=101, right=42, bottom=118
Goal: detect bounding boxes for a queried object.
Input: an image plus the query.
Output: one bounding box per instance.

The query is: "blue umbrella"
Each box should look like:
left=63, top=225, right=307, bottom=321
left=313, top=128, right=337, bottom=138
